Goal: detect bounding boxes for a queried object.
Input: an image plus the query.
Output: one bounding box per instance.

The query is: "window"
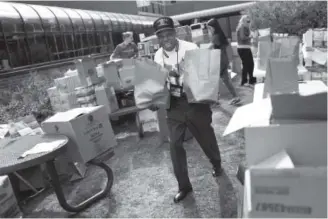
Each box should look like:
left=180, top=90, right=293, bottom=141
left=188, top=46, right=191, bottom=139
left=6, top=34, right=29, bottom=67
left=28, top=34, right=49, bottom=63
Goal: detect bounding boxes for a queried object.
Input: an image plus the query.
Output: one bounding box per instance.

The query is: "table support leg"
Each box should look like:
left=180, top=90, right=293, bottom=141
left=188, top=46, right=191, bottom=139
left=45, top=160, right=113, bottom=212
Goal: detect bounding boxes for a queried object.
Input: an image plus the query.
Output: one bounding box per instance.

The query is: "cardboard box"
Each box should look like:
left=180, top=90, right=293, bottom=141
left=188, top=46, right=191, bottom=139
left=0, top=124, right=9, bottom=139
left=223, top=97, right=327, bottom=167
left=253, top=80, right=327, bottom=103
left=102, top=62, right=122, bottom=90
left=60, top=93, right=79, bottom=109
left=54, top=75, right=81, bottom=94
left=95, top=84, right=119, bottom=114
left=48, top=87, right=78, bottom=112
left=75, top=86, right=95, bottom=98
left=0, top=176, right=22, bottom=218
left=75, top=57, right=100, bottom=86
left=64, top=69, right=78, bottom=77
left=118, top=66, right=135, bottom=90
left=271, top=91, right=327, bottom=121
left=41, top=106, right=117, bottom=164
left=138, top=109, right=160, bottom=133
left=77, top=94, right=97, bottom=105
left=244, top=149, right=327, bottom=218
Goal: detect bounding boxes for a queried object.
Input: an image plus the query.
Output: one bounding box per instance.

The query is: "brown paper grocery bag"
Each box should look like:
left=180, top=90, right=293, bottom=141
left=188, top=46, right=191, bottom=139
left=183, top=48, right=221, bottom=103
left=257, top=41, right=281, bottom=71
left=134, top=59, right=169, bottom=109
left=276, top=36, right=300, bottom=66
left=263, top=56, right=299, bottom=98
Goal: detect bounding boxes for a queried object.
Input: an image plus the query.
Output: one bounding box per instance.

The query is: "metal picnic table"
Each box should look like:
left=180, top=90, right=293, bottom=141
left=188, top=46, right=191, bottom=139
left=0, top=134, right=114, bottom=213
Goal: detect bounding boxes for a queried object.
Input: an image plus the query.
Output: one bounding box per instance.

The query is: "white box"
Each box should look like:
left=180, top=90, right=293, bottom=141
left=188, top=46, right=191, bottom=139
left=41, top=106, right=117, bottom=164
left=223, top=97, right=327, bottom=167
left=95, top=84, right=119, bottom=114
left=54, top=75, right=81, bottom=94
left=102, top=62, right=122, bottom=90
left=138, top=109, right=160, bottom=133
left=75, top=57, right=100, bottom=86
left=47, top=86, right=58, bottom=98
left=253, top=80, right=327, bottom=103
left=244, top=150, right=327, bottom=218
left=0, top=176, right=22, bottom=218
left=118, top=66, right=135, bottom=89
left=48, top=88, right=78, bottom=112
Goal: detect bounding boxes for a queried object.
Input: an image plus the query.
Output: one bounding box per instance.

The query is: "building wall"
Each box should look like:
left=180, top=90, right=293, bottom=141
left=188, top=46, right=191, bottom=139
left=11, top=1, right=139, bottom=14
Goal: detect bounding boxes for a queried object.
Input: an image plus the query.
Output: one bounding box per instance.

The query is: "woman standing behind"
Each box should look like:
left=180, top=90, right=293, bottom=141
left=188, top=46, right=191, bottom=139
left=236, top=15, right=257, bottom=86
left=207, top=18, right=241, bottom=105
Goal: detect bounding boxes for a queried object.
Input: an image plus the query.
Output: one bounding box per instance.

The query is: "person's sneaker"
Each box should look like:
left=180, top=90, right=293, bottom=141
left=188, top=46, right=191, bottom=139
left=229, top=97, right=241, bottom=106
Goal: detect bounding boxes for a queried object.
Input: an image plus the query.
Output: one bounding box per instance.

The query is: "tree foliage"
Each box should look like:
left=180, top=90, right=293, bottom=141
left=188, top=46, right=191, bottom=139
left=245, top=1, right=327, bottom=36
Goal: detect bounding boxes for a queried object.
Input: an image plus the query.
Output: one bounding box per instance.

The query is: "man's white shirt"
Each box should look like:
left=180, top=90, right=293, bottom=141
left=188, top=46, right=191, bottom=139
left=154, top=39, right=198, bottom=95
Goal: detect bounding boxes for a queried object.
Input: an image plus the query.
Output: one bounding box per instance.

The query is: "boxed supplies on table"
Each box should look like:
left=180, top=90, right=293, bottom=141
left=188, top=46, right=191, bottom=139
left=75, top=56, right=102, bottom=86
left=95, top=84, right=119, bottom=114
left=64, top=69, right=78, bottom=77
left=100, top=61, right=122, bottom=90
left=0, top=176, right=22, bottom=218
left=118, top=62, right=135, bottom=90
left=54, top=74, right=81, bottom=94
left=224, top=88, right=327, bottom=218
left=41, top=106, right=117, bottom=164
left=47, top=87, right=79, bottom=112
left=75, top=86, right=97, bottom=107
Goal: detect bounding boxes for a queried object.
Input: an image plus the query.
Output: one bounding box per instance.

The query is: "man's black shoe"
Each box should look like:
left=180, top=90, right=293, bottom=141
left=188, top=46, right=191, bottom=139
left=212, top=166, right=223, bottom=177
left=173, top=187, right=193, bottom=203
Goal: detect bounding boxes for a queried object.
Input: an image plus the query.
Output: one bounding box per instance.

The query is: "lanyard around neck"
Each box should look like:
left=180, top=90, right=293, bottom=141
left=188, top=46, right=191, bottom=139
left=162, top=41, right=180, bottom=74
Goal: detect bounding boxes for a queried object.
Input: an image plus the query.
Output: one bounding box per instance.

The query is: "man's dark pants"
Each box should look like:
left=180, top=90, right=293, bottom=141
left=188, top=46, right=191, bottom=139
left=166, top=95, right=222, bottom=190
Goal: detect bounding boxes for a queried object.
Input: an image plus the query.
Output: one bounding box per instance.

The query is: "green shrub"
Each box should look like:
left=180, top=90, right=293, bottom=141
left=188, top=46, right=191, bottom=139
left=245, top=1, right=327, bottom=36
left=0, top=69, right=64, bottom=124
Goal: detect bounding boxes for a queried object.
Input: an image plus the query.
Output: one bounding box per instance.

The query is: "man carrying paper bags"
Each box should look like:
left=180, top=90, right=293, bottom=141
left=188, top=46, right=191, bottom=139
left=150, top=17, right=223, bottom=203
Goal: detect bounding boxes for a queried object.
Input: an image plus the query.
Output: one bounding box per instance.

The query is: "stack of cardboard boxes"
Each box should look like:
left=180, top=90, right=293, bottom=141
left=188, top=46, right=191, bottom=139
left=302, top=28, right=327, bottom=68
left=41, top=105, right=117, bottom=167
left=226, top=55, right=327, bottom=217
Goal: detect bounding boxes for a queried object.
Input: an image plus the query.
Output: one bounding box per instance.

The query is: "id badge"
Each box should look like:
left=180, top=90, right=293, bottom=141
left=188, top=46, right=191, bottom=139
left=170, top=84, right=183, bottom=97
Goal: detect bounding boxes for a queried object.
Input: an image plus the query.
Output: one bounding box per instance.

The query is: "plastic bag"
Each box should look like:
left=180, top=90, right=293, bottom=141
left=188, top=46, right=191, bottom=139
left=183, top=48, right=221, bottom=103
left=134, top=58, right=169, bottom=109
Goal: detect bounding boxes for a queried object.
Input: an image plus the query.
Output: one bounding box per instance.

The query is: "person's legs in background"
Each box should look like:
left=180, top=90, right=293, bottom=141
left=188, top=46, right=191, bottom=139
left=245, top=48, right=257, bottom=85
left=237, top=48, right=249, bottom=86
left=220, top=67, right=241, bottom=105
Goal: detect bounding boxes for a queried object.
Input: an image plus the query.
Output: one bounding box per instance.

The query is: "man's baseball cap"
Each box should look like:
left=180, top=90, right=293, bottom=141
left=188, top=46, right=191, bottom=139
left=153, top=16, right=175, bottom=34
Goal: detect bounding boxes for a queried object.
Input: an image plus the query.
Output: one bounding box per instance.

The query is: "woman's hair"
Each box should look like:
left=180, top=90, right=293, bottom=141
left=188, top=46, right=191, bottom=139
left=206, top=18, right=228, bottom=47
left=236, top=15, right=249, bottom=31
